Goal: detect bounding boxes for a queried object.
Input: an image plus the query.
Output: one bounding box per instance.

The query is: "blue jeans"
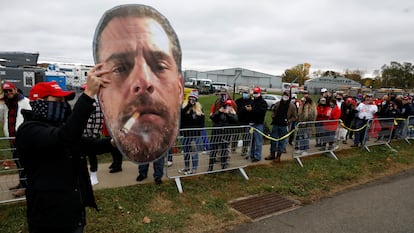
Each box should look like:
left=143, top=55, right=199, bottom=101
left=138, top=157, right=164, bottom=179
left=250, top=124, right=264, bottom=160
left=270, top=125, right=289, bottom=153
left=354, top=118, right=368, bottom=145
left=182, top=136, right=201, bottom=171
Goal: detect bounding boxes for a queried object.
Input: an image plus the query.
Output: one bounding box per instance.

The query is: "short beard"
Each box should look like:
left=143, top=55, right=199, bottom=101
left=106, top=94, right=179, bottom=163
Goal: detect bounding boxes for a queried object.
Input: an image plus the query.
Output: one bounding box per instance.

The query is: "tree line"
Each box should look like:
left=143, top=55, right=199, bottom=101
left=281, top=61, right=414, bottom=90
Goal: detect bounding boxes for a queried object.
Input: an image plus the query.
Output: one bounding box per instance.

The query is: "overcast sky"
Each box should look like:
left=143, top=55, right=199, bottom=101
left=1, top=0, right=413, bottom=76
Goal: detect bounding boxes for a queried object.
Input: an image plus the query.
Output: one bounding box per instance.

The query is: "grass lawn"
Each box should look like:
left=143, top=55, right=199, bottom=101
left=1, top=140, right=413, bottom=233
left=2, top=93, right=413, bottom=232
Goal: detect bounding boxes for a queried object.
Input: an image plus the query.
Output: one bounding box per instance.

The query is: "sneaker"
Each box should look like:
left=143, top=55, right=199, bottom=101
left=178, top=168, right=190, bottom=174
left=167, top=161, right=173, bottom=167
left=184, top=170, right=193, bottom=175
left=136, top=174, right=147, bottom=182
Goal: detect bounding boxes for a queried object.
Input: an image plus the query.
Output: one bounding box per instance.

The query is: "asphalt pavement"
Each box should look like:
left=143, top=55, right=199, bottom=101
left=228, top=168, right=414, bottom=233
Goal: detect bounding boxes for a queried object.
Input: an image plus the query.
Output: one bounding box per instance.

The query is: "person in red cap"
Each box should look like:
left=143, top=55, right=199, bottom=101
left=208, top=98, right=239, bottom=171
left=1, top=82, right=31, bottom=197
left=247, top=87, right=268, bottom=162
left=15, top=75, right=114, bottom=233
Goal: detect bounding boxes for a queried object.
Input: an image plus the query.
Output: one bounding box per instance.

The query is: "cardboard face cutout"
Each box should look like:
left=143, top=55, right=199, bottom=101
left=93, top=4, right=183, bottom=164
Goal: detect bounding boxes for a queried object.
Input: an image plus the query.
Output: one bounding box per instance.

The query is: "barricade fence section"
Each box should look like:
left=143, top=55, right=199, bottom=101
left=362, top=118, right=395, bottom=152
left=404, top=116, right=414, bottom=144
left=292, top=120, right=340, bottom=167
left=166, top=125, right=252, bottom=193
left=0, top=137, right=26, bottom=204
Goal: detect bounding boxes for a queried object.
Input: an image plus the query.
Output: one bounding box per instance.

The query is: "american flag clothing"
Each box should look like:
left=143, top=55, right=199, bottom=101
left=82, top=99, right=104, bottom=138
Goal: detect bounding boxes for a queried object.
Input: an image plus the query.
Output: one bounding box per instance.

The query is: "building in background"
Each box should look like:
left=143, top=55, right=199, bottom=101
left=304, top=75, right=361, bottom=94
left=183, top=68, right=282, bottom=93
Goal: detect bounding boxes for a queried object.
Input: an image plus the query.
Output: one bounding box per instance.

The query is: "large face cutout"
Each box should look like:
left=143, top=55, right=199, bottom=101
left=93, top=5, right=183, bottom=163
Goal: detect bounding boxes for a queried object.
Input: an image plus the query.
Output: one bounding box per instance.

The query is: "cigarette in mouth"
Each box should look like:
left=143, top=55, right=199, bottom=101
left=121, top=112, right=140, bottom=134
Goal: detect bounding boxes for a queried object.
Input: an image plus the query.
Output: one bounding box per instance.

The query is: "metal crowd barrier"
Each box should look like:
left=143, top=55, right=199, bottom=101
left=404, top=116, right=414, bottom=144
left=362, top=118, right=396, bottom=152
left=166, top=125, right=252, bottom=193
left=0, top=137, right=26, bottom=204
left=292, top=120, right=340, bottom=167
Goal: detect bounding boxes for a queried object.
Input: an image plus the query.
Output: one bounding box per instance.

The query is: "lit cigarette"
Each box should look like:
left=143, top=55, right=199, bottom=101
left=121, top=112, right=140, bottom=134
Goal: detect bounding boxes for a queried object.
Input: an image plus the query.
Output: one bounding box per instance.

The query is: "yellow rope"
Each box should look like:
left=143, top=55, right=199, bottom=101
left=250, top=127, right=297, bottom=141
left=338, top=120, right=368, bottom=132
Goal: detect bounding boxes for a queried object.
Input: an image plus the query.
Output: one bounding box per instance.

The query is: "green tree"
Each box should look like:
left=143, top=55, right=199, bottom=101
left=343, top=69, right=364, bottom=85
left=381, top=61, right=414, bottom=88
left=281, top=63, right=311, bottom=85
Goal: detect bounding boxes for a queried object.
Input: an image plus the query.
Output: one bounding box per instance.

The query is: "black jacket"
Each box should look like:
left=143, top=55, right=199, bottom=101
left=16, top=94, right=113, bottom=229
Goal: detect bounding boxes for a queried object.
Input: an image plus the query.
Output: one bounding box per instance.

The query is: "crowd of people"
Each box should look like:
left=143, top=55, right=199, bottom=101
left=174, top=86, right=414, bottom=170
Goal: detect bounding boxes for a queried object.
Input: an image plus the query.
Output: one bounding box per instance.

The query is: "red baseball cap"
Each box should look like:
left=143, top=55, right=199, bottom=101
left=29, top=81, right=75, bottom=101
left=2, top=82, right=16, bottom=90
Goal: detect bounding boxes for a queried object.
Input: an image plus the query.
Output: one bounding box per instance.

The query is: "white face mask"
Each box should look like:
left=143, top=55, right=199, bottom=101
left=253, top=93, right=260, bottom=98
left=282, top=96, right=289, bottom=101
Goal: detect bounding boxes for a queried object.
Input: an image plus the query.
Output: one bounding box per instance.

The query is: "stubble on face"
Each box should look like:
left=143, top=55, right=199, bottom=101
left=97, top=17, right=182, bottom=163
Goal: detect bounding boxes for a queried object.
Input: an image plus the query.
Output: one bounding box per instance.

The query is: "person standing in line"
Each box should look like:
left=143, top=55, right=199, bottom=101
left=235, top=89, right=253, bottom=157
left=247, top=87, right=267, bottom=162
left=295, top=96, right=317, bottom=155
left=208, top=99, right=238, bottom=171
left=81, top=84, right=104, bottom=185
left=136, top=158, right=165, bottom=185
left=265, top=91, right=297, bottom=163
left=340, top=97, right=357, bottom=144
left=321, top=99, right=341, bottom=150
left=16, top=74, right=113, bottom=233
left=1, top=82, right=31, bottom=197
left=352, top=93, right=378, bottom=147
left=178, top=90, right=205, bottom=175
left=103, top=121, right=123, bottom=173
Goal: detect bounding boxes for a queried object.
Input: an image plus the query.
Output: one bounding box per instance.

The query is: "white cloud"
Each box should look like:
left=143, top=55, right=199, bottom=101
left=1, top=0, right=413, bottom=75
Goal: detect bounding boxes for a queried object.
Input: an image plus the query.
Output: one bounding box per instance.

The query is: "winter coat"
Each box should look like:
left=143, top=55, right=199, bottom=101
left=2, top=94, right=31, bottom=137
left=271, top=101, right=297, bottom=126
left=16, top=94, right=113, bottom=229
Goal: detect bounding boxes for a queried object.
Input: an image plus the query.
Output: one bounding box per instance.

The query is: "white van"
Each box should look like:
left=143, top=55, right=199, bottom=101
left=212, top=82, right=232, bottom=92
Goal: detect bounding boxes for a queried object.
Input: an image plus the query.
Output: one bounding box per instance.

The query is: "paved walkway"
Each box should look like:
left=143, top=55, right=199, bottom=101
left=92, top=141, right=355, bottom=190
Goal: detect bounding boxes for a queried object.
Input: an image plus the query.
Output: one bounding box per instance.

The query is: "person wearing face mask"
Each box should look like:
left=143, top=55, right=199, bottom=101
left=210, top=89, right=237, bottom=121
left=320, top=99, right=341, bottom=151
left=265, top=91, right=297, bottom=163
left=246, top=87, right=268, bottom=162
left=208, top=99, right=238, bottom=171
left=235, top=90, right=253, bottom=157
left=352, top=93, right=378, bottom=147
left=178, top=90, right=205, bottom=175
left=16, top=76, right=114, bottom=233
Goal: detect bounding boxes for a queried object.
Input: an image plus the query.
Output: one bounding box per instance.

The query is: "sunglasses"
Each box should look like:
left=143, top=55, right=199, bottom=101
left=3, top=89, right=13, bottom=93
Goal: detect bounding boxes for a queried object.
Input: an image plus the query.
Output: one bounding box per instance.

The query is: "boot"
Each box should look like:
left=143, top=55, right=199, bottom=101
left=265, top=151, right=276, bottom=160
left=90, top=172, right=99, bottom=186
left=274, top=152, right=282, bottom=163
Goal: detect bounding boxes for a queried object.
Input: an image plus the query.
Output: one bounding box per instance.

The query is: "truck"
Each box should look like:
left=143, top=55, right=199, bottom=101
left=282, top=82, right=300, bottom=94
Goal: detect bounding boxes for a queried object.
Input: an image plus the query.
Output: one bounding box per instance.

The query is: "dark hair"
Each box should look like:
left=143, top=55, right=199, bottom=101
left=93, top=4, right=182, bottom=72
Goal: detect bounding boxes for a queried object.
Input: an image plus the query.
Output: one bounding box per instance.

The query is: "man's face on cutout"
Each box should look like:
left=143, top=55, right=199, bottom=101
left=97, top=16, right=182, bottom=163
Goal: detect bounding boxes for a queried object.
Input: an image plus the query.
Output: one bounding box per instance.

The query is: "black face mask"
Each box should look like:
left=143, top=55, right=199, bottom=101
left=30, top=100, right=71, bottom=125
